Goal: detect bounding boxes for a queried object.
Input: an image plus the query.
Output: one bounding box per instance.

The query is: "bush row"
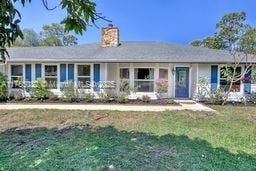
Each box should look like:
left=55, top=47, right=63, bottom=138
left=1, top=77, right=176, bottom=104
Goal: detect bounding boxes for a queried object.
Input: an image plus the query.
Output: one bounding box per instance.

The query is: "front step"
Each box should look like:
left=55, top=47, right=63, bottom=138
left=174, top=99, right=196, bottom=104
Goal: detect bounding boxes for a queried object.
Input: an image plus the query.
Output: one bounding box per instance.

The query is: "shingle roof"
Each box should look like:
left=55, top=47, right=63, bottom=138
left=6, top=41, right=251, bottom=63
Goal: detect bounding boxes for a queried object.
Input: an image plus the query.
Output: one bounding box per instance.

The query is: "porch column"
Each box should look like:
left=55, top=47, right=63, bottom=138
left=169, top=64, right=174, bottom=97
left=168, top=64, right=173, bottom=97
left=130, top=63, right=134, bottom=88
left=116, top=63, right=120, bottom=94
left=154, top=63, right=159, bottom=92
left=104, top=63, right=108, bottom=81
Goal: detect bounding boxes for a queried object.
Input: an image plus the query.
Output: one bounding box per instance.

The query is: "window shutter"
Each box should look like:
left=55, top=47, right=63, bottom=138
left=93, top=64, right=100, bottom=91
left=35, top=64, right=42, bottom=78
left=68, top=64, right=74, bottom=82
left=25, top=64, right=32, bottom=81
left=211, top=65, right=218, bottom=91
left=244, top=67, right=251, bottom=94
left=60, top=64, right=66, bottom=82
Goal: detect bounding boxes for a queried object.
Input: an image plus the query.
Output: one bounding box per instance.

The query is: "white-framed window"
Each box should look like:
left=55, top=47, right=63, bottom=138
left=11, top=65, right=23, bottom=88
left=220, top=66, right=241, bottom=92
left=77, top=64, right=91, bottom=89
left=159, top=68, right=168, bottom=79
left=45, top=65, right=58, bottom=89
left=120, top=68, right=130, bottom=91
left=134, top=68, right=154, bottom=92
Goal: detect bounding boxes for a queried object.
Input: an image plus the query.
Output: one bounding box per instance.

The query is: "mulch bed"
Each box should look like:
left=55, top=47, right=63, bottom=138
left=4, top=98, right=180, bottom=106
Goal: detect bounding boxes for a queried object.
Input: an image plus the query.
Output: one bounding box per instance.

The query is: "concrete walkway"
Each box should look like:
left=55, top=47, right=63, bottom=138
left=0, top=102, right=215, bottom=112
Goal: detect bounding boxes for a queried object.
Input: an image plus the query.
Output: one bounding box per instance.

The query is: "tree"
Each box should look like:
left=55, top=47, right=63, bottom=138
left=0, top=0, right=110, bottom=61
left=201, top=36, right=226, bottom=49
left=39, top=23, right=78, bottom=46
left=190, top=40, right=202, bottom=47
left=216, top=12, right=248, bottom=50
left=13, top=29, right=40, bottom=47
left=63, top=35, right=78, bottom=46
left=192, top=12, right=256, bottom=104
left=191, top=12, right=247, bottom=50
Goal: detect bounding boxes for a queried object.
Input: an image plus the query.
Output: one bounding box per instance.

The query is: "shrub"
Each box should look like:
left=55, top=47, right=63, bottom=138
left=208, top=89, right=226, bottom=105
left=156, top=79, right=168, bottom=94
left=32, top=78, right=49, bottom=100
left=166, top=98, right=175, bottom=104
left=48, top=92, right=58, bottom=101
left=99, top=93, right=111, bottom=103
left=141, top=95, right=151, bottom=103
left=116, top=93, right=128, bottom=104
left=61, top=81, right=77, bottom=102
left=0, top=72, right=8, bottom=101
left=195, top=77, right=227, bottom=105
left=116, top=81, right=138, bottom=103
left=14, top=91, right=24, bottom=101
left=84, top=92, right=95, bottom=102
left=252, top=94, right=256, bottom=104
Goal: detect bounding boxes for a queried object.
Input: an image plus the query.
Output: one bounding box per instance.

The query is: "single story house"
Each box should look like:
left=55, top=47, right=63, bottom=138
left=0, top=24, right=255, bottom=100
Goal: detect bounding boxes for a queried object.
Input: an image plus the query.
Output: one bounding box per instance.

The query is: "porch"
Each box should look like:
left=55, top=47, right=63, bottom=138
left=4, top=62, right=199, bottom=99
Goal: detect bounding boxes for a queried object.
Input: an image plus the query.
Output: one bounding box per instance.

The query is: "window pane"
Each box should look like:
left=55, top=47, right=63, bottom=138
left=11, top=65, right=23, bottom=76
left=78, top=65, right=90, bottom=76
left=45, top=65, right=57, bottom=76
left=11, top=77, right=23, bottom=88
left=159, top=69, right=168, bottom=79
left=220, top=66, right=241, bottom=92
left=135, top=68, right=154, bottom=80
left=120, top=68, right=129, bottom=79
left=135, top=81, right=154, bottom=92
left=45, top=78, right=57, bottom=89
left=77, top=77, right=91, bottom=89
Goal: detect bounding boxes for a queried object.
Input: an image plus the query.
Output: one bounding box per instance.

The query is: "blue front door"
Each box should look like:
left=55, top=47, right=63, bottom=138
left=175, top=67, right=189, bottom=98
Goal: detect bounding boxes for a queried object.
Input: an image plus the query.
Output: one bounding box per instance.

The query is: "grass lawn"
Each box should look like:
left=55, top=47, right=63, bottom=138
left=0, top=106, right=256, bottom=170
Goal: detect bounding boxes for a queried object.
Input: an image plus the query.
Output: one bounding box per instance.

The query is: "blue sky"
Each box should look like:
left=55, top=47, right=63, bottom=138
left=15, top=0, right=256, bottom=45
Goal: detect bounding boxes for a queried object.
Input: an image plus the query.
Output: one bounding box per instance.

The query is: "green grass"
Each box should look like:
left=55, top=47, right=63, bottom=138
left=0, top=106, right=255, bottom=170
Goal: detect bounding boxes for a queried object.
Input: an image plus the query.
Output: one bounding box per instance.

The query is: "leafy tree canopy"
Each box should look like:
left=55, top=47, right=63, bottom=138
left=13, top=29, right=40, bottom=47
left=1, top=0, right=109, bottom=62
left=191, top=12, right=255, bottom=53
left=40, top=23, right=78, bottom=46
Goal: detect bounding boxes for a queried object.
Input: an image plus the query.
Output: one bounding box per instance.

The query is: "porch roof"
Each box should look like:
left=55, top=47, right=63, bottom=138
left=6, top=41, right=254, bottom=63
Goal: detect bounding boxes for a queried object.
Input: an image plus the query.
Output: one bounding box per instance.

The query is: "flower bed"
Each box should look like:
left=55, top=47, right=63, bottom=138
left=5, top=98, right=180, bottom=106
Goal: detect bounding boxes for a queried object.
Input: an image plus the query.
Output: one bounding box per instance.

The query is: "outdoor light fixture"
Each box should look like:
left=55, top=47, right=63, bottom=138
left=172, top=68, right=176, bottom=75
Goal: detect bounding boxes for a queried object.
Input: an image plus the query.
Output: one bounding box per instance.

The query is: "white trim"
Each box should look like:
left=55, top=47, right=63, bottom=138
left=9, top=63, right=25, bottom=90
left=31, top=64, right=35, bottom=82
left=217, top=64, right=221, bottom=89
left=168, top=64, right=173, bottom=97
left=42, top=63, right=60, bottom=90
left=116, top=63, right=120, bottom=93
left=196, top=64, right=199, bottom=95
left=129, top=63, right=134, bottom=88
left=74, top=63, right=94, bottom=92
left=105, top=63, right=108, bottom=81
left=134, top=67, right=155, bottom=93
left=154, top=63, right=159, bottom=92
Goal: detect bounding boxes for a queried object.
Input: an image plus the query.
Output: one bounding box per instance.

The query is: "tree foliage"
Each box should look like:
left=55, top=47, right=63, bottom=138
left=191, top=12, right=256, bottom=104
left=1, top=0, right=110, bottom=61
left=13, top=29, right=40, bottom=47
left=40, top=23, right=78, bottom=46
left=191, top=12, right=249, bottom=51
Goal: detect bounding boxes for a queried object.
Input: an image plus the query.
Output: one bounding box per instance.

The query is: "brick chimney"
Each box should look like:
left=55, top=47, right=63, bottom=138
left=101, top=24, right=120, bottom=47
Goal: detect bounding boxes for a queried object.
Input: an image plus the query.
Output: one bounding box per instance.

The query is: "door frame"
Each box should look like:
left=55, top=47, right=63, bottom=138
left=173, top=65, right=191, bottom=98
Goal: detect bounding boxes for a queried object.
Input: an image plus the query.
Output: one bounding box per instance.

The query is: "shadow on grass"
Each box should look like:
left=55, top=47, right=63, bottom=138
left=0, top=126, right=255, bottom=170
